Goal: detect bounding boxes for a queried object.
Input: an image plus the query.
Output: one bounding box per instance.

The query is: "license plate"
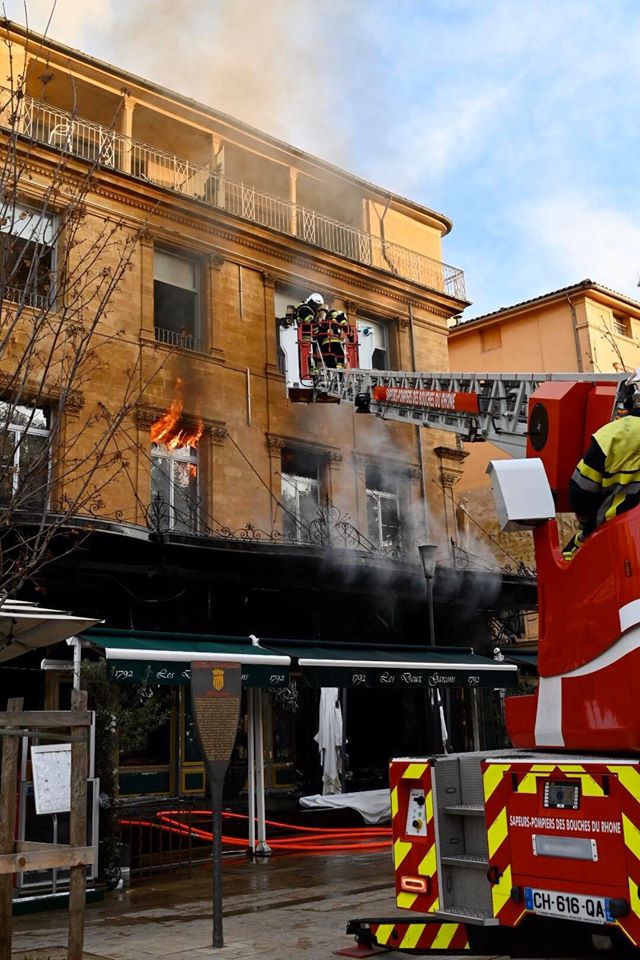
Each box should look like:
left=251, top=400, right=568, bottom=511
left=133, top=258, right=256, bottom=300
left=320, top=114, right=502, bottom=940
left=524, top=887, right=613, bottom=924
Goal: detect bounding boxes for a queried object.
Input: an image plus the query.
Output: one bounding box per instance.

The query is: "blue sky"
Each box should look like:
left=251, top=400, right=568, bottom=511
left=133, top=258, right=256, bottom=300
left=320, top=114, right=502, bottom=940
left=9, top=0, right=640, bottom=316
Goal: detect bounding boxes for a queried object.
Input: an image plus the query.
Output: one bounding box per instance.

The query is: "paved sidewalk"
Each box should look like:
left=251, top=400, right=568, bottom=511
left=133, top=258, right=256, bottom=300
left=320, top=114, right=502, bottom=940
left=12, top=850, right=445, bottom=960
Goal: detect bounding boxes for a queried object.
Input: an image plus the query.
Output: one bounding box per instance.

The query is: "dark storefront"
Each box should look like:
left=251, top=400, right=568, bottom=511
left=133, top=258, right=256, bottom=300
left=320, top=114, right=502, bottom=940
left=0, top=521, right=536, bottom=801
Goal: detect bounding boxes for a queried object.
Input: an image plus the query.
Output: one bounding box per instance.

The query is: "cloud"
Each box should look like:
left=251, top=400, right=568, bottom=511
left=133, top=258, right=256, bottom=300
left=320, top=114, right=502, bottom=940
left=516, top=192, right=640, bottom=301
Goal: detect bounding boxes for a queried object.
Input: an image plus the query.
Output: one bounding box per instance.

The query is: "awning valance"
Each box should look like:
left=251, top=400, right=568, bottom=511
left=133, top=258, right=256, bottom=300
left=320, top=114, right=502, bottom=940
left=264, top=641, right=518, bottom=689
left=83, top=631, right=518, bottom=690
left=84, top=630, right=291, bottom=687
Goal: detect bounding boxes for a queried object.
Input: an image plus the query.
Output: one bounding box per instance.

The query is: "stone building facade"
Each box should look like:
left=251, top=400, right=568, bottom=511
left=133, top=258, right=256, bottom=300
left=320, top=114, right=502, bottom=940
left=0, top=24, right=533, bottom=816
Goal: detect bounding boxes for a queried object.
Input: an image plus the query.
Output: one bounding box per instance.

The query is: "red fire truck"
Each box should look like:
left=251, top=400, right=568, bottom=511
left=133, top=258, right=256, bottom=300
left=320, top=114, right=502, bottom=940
left=282, top=312, right=640, bottom=956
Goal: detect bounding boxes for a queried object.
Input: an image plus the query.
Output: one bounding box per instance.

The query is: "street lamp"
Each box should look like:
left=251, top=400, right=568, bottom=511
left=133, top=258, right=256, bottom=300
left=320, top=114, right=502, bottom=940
left=418, top=543, right=450, bottom=753
left=418, top=544, right=438, bottom=646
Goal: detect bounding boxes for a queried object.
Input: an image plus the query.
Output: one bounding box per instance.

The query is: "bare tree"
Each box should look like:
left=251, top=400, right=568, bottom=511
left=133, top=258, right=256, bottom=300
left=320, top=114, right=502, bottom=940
left=0, top=23, right=168, bottom=598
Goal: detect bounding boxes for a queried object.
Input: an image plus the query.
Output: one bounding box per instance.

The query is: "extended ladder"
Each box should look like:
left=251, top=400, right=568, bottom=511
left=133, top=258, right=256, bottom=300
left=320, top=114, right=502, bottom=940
left=308, top=369, right=624, bottom=455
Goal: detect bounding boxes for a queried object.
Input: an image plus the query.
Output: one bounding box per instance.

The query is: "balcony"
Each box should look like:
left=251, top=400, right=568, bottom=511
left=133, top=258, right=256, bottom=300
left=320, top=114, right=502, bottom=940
left=14, top=96, right=466, bottom=300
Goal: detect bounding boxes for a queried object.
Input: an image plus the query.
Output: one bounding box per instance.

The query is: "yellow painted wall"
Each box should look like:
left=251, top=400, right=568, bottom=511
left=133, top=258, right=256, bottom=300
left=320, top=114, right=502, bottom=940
left=447, top=291, right=640, bottom=575
left=366, top=201, right=443, bottom=261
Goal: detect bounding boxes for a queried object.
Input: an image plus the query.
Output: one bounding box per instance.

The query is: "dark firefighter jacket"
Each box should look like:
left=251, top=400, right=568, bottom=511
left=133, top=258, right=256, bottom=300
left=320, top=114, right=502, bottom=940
left=569, top=413, right=640, bottom=531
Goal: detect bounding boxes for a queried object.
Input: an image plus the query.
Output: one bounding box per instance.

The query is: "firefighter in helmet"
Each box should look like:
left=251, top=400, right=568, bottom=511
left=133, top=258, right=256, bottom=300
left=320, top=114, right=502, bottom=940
left=294, top=292, right=324, bottom=324
left=313, top=306, right=349, bottom=369
left=563, top=368, right=640, bottom=560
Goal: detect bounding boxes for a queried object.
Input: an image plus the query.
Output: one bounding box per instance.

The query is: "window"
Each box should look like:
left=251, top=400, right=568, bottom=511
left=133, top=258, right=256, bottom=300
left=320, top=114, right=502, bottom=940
left=150, top=442, right=199, bottom=533
left=280, top=447, right=320, bottom=541
left=0, top=203, right=56, bottom=310
left=154, top=250, right=200, bottom=351
left=0, top=404, right=50, bottom=509
left=366, top=466, right=401, bottom=552
left=358, top=318, right=389, bottom=370
left=613, top=312, right=632, bottom=338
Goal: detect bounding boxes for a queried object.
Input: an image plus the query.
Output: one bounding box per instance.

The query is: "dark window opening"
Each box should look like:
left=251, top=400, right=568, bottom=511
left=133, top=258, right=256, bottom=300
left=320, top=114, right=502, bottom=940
left=153, top=250, right=200, bottom=351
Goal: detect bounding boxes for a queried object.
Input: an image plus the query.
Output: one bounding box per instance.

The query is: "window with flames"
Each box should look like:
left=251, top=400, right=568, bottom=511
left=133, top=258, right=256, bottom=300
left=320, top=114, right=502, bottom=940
left=149, top=379, right=203, bottom=533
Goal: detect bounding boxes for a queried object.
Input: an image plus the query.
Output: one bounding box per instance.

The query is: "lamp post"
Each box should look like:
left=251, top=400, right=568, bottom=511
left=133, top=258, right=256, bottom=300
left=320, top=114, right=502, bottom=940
left=418, top=544, right=449, bottom=752
left=418, top=544, right=438, bottom=646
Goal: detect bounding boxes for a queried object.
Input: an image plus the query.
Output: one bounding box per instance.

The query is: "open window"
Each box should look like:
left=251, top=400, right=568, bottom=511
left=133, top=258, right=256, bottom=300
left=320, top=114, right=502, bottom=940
left=366, top=464, right=401, bottom=552
left=0, top=202, right=56, bottom=310
left=0, top=403, right=50, bottom=510
left=280, top=446, right=321, bottom=541
left=153, top=249, right=200, bottom=351
left=357, top=317, right=390, bottom=370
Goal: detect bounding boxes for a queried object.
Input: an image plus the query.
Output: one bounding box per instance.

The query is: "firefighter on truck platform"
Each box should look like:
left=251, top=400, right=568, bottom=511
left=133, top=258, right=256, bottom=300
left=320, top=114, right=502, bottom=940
left=563, top=367, right=640, bottom=559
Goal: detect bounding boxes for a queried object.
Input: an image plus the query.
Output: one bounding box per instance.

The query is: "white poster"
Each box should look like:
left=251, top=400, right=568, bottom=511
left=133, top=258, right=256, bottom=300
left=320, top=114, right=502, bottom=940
left=31, top=743, right=71, bottom=815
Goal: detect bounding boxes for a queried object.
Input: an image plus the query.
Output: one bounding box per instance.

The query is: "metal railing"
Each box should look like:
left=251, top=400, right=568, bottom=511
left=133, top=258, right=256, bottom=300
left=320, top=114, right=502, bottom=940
left=13, top=95, right=466, bottom=300
left=154, top=325, right=201, bottom=353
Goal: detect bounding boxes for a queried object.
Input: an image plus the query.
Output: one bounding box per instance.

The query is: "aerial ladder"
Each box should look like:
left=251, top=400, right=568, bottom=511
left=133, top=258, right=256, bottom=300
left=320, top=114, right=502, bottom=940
left=281, top=305, right=640, bottom=957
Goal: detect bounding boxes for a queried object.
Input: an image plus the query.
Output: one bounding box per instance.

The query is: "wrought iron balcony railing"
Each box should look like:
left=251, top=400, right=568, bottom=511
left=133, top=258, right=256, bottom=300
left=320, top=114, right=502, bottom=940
left=14, top=95, right=466, bottom=300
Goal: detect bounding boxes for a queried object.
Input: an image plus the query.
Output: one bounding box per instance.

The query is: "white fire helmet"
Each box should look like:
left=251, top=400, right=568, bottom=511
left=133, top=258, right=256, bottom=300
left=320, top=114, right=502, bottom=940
left=306, top=292, right=324, bottom=308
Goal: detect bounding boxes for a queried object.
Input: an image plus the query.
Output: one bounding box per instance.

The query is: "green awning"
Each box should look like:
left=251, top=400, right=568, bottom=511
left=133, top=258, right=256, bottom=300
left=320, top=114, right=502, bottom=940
left=83, top=629, right=290, bottom=687
left=263, top=641, right=518, bottom=689
left=501, top=647, right=537, bottom=672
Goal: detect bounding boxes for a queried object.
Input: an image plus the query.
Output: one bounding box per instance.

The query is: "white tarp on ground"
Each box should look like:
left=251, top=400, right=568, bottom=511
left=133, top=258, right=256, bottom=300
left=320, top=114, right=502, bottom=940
left=314, top=687, right=343, bottom=795
left=300, top=788, right=391, bottom=825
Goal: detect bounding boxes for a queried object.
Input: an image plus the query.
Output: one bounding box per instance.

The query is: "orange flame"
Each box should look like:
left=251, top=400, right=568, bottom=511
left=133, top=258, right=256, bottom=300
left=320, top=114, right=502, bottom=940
left=150, top=378, right=204, bottom=450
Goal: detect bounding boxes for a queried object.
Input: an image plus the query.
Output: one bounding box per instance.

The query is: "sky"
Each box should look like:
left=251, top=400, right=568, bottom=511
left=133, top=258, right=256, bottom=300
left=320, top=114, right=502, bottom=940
left=7, top=0, right=640, bottom=317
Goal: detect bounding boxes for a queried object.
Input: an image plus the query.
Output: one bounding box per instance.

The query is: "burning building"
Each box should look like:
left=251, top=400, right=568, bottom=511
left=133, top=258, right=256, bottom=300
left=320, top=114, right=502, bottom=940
left=0, top=21, right=534, bottom=881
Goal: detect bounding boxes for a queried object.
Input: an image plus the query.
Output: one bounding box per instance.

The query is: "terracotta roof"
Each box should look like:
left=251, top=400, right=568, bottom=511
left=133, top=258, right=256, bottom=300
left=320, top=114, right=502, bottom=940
left=452, top=279, right=640, bottom=330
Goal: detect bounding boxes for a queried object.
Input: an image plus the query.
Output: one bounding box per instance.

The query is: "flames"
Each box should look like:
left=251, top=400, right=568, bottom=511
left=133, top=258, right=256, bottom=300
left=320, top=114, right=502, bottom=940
left=150, top=378, right=204, bottom=451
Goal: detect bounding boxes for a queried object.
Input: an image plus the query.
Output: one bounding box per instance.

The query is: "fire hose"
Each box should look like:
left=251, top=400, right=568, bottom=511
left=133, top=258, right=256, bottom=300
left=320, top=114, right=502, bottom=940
left=120, top=808, right=391, bottom=853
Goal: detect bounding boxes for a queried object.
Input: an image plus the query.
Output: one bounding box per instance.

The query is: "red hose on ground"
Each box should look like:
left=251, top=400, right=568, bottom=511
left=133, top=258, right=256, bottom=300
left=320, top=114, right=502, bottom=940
left=120, top=807, right=392, bottom=852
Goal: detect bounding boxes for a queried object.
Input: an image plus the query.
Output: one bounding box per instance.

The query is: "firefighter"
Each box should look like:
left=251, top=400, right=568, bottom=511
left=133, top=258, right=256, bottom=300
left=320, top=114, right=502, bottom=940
left=563, top=368, right=640, bottom=560
left=295, top=292, right=324, bottom=324
left=314, top=307, right=349, bottom=369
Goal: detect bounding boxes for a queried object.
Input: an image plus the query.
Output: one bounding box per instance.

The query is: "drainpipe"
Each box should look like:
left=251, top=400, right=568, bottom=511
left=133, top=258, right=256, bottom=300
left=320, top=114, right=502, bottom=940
left=376, top=193, right=397, bottom=274
left=566, top=294, right=584, bottom=372
left=408, top=302, right=429, bottom=523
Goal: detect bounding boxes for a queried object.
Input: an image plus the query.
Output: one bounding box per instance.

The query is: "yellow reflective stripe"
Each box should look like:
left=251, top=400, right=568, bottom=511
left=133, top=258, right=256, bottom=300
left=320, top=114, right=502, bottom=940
left=487, top=807, right=508, bottom=858
left=576, top=460, right=603, bottom=484
left=400, top=924, right=426, bottom=949
left=393, top=838, right=412, bottom=869
left=562, top=771, right=604, bottom=797
left=402, top=763, right=428, bottom=779
left=605, top=493, right=627, bottom=521
left=374, top=924, right=394, bottom=946
left=432, top=896, right=440, bottom=911
left=491, top=863, right=513, bottom=916
left=627, top=880, right=640, bottom=944
left=601, top=471, right=640, bottom=488
left=418, top=842, right=437, bottom=877
left=431, top=923, right=459, bottom=950
left=608, top=766, right=640, bottom=798
left=391, top=786, right=398, bottom=820
left=396, top=891, right=418, bottom=910
left=518, top=774, right=538, bottom=794
left=426, top=788, right=433, bottom=824
left=483, top=763, right=510, bottom=800
left=622, top=812, right=640, bottom=862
